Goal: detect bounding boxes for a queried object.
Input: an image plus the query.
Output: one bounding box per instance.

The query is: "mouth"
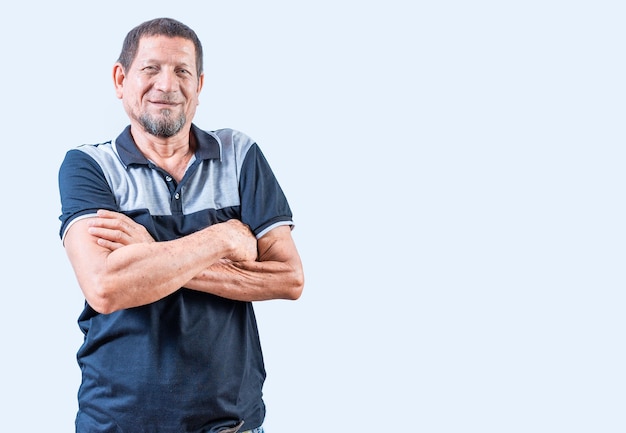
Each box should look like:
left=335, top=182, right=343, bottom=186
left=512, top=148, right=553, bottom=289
left=146, top=93, right=181, bottom=106
left=150, top=100, right=179, bottom=107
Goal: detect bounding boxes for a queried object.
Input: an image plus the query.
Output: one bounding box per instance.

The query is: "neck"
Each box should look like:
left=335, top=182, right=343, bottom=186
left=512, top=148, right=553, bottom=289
left=131, top=126, right=196, bottom=182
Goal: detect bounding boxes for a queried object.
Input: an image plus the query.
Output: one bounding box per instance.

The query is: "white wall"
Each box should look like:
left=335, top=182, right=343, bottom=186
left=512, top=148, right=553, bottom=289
left=1, top=1, right=624, bottom=432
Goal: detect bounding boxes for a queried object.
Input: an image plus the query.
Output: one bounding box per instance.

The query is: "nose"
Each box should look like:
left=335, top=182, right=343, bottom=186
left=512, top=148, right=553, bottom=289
left=153, top=69, right=177, bottom=92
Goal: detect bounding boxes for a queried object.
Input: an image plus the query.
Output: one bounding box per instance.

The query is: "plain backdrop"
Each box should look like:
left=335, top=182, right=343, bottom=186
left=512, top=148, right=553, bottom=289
left=1, top=1, right=624, bottom=432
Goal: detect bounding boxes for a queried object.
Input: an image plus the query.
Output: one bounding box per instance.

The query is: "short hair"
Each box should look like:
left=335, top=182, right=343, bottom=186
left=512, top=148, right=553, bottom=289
left=117, top=17, right=204, bottom=77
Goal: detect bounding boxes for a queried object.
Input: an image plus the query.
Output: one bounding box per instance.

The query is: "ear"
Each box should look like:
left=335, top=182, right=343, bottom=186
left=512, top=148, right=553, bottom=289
left=197, top=72, right=205, bottom=96
left=194, top=72, right=205, bottom=106
left=112, top=63, right=125, bottom=99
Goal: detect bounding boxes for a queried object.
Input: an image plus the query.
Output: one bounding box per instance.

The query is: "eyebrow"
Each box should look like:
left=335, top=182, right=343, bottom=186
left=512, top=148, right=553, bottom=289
left=139, top=58, right=193, bottom=67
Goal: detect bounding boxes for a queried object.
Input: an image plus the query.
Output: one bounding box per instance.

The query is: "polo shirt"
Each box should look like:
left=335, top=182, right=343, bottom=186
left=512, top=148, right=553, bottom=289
left=58, top=124, right=293, bottom=433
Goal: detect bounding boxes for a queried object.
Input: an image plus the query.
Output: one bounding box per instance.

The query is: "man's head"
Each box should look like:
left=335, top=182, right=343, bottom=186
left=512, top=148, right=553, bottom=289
left=113, top=18, right=205, bottom=139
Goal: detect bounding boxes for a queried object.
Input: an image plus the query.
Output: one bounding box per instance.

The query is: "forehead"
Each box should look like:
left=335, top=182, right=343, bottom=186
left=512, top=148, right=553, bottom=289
left=134, top=35, right=197, bottom=67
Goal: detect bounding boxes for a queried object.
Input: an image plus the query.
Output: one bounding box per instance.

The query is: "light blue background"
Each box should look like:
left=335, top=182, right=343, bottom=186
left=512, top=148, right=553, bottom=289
left=1, top=1, right=624, bottom=431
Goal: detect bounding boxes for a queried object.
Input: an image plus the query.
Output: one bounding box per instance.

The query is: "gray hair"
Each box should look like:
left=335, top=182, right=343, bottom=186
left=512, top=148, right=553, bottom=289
left=117, top=17, right=204, bottom=77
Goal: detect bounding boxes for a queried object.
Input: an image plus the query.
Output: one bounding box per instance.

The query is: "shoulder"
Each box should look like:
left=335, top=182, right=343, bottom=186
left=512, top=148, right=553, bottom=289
left=211, top=128, right=255, bottom=148
left=62, top=141, right=117, bottom=165
left=59, top=140, right=127, bottom=193
left=60, top=144, right=104, bottom=173
left=203, top=128, right=258, bottom=165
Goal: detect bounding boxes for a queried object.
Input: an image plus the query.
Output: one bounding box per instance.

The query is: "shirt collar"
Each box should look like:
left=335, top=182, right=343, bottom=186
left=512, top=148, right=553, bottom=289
left=114, top=123, right=222, bottom=167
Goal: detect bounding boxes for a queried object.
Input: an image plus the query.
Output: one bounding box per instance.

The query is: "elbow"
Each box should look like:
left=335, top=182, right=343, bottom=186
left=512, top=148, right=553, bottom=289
left=88, top=298, right=118, bottom=315
left=81, top=275, right=121, bottom=315
left=287, top=286, right=304, bottom=301
left=286, top=268, right=305, bottom=300
left=84, top=292, right=118, bottom=315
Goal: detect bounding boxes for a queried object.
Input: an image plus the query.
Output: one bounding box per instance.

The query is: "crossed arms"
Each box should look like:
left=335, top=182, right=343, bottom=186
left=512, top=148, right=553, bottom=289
left=63, top=209, right=304, bottom=314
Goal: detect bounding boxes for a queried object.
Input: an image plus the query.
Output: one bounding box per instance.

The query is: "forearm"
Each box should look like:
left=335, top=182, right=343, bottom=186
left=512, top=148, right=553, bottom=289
left=185, top=258, right=304, bottom=302
left=185, top=225, right=304, bottom=301
left=66, top=217, right=256, bottom=314
left=97, top=231, right=228, bottom=310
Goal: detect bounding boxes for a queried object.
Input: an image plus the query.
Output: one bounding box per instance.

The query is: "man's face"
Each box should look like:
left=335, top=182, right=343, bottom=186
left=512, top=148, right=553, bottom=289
left=115, top=35, right=203, bottom=138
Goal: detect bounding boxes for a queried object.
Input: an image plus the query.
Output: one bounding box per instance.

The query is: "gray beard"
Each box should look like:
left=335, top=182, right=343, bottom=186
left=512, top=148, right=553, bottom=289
left=140, top=110, right=186, bottom=138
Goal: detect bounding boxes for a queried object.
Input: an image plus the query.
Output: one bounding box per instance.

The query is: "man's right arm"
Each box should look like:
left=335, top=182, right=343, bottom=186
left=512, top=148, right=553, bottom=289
left=63, top=215, right=257, bottom=314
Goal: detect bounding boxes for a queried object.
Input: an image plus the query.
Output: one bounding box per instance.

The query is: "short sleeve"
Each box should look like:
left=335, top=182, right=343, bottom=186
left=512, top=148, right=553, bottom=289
left=58, top=148, right=118, bottom=240
left=238, top=143, right=293, bottom=238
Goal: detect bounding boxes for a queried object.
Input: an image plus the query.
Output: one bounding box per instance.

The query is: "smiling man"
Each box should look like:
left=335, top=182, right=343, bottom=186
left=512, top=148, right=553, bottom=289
left=58, top=18, right=304, bottom=433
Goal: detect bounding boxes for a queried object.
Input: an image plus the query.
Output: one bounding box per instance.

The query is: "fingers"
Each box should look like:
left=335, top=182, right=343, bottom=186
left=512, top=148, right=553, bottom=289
left=93, top=209, right=134, bottom=231
left=88, top=225, right=128, bottom=243
left=95, top=236, right=125, bottom=251
left=88, top=210, right=155, bottom=246
left=95, top=208, right=130, bottom=222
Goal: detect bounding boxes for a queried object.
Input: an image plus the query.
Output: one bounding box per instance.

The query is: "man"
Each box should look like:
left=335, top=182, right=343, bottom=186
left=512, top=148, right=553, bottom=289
left=58, top=17, right=304, bottom=433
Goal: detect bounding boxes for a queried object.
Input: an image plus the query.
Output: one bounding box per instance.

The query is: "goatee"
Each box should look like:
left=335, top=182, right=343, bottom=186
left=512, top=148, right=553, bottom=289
left=140, top=111, right=186, bottom=138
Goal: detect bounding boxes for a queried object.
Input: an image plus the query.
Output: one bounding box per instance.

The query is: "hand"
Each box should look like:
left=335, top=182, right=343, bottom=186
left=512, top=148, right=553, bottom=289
left=87, top=209, right=155, bottom=251
left=218, top=219, right=258, bottom=262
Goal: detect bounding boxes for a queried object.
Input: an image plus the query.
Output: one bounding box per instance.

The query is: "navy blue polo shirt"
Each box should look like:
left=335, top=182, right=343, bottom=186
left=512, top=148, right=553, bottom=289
left=58, top=124, right=293, bottom=433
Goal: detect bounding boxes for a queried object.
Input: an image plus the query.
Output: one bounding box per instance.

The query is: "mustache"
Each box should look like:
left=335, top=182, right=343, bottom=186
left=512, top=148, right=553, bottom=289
left=149, top=94, right=181, bottom=104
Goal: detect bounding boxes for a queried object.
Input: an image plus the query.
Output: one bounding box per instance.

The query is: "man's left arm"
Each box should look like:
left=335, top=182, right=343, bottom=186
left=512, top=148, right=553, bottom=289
left=186, top=224, right=304, bottom=301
